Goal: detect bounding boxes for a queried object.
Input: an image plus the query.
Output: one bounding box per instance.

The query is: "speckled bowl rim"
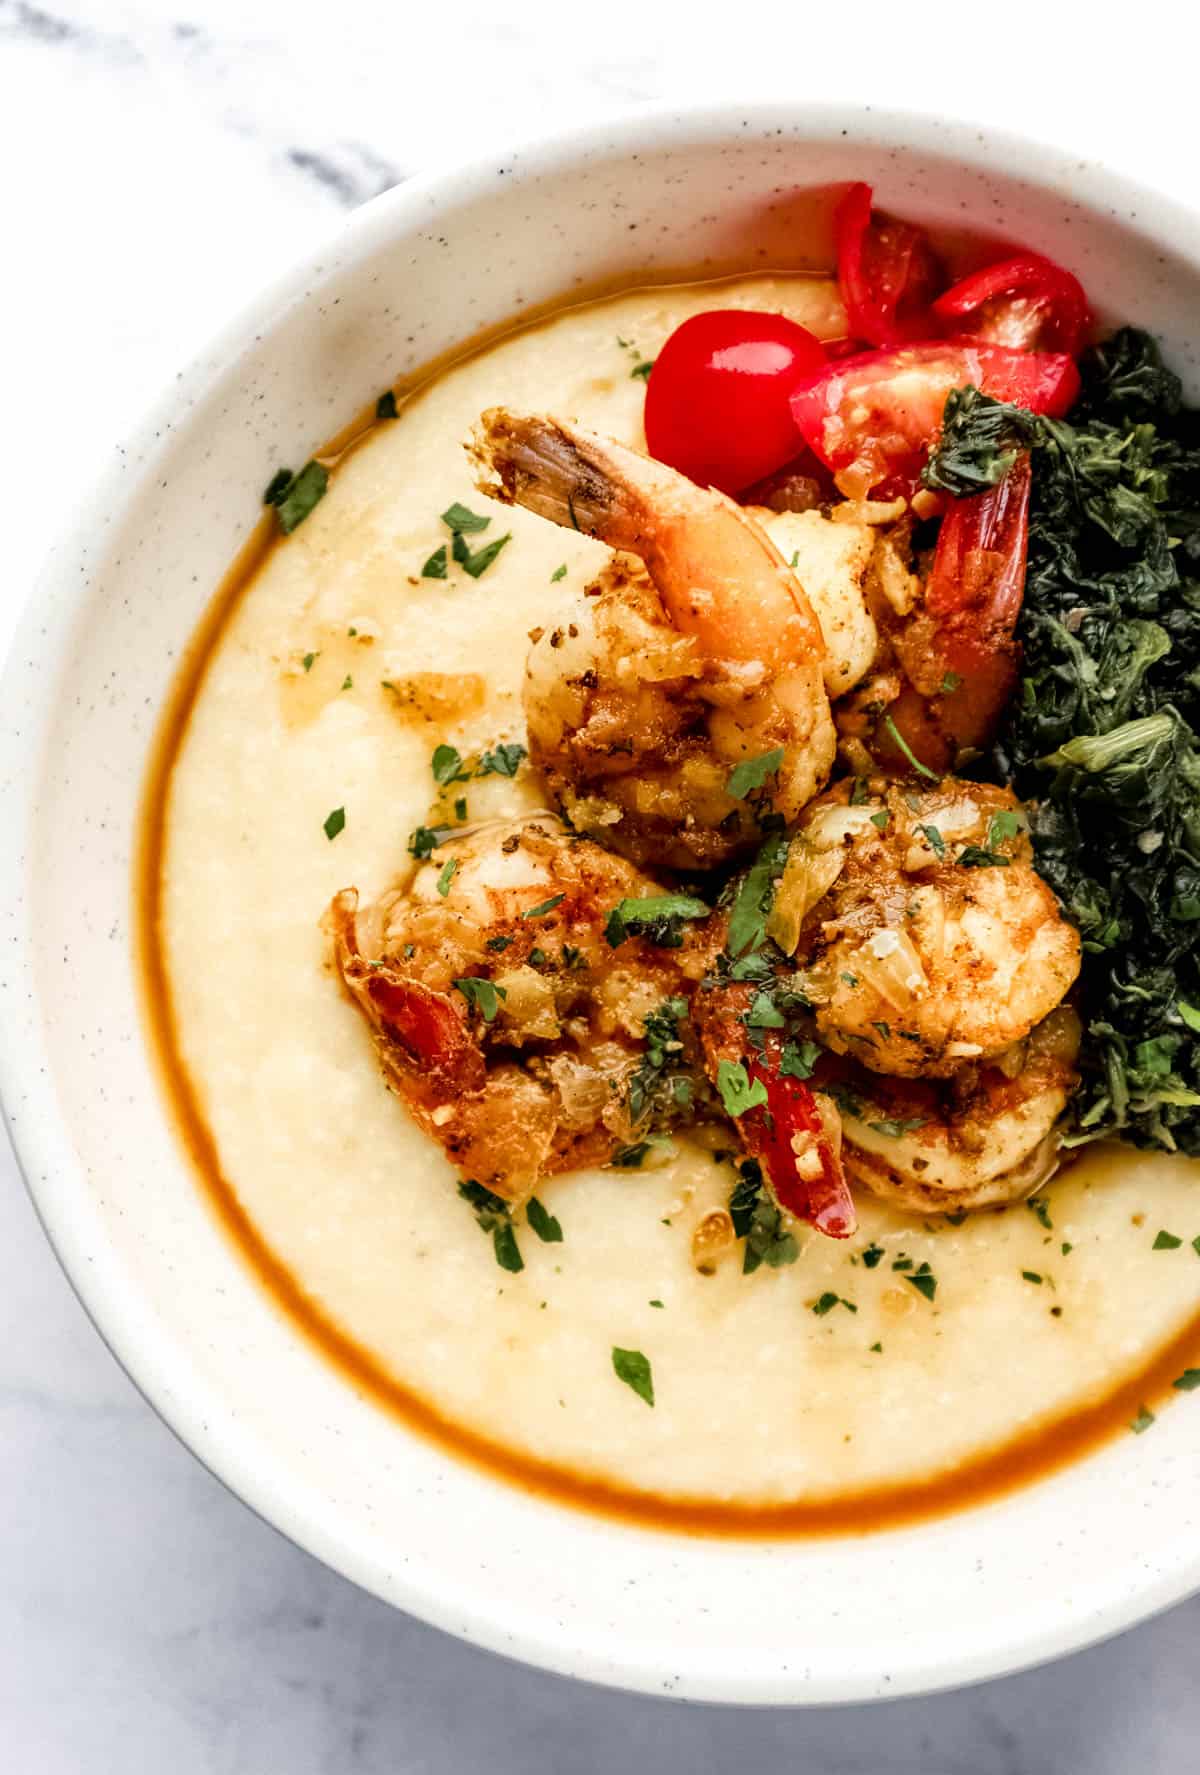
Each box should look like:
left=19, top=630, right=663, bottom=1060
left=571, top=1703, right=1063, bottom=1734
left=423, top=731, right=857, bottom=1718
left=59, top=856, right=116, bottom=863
left=5, top=98, right=1200, bottom=1705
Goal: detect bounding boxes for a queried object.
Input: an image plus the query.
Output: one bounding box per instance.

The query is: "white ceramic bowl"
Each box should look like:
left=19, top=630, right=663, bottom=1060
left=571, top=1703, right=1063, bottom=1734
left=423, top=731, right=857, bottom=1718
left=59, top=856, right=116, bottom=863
left=5, top=102, right=1200, bottom=1706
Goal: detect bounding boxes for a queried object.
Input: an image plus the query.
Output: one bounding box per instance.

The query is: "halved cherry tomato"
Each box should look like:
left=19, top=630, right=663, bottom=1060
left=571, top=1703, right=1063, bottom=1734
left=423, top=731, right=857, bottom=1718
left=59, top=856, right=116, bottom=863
left=743, top=1039, right=856, bottom=1240
left=789, top=342, right=1079, bottom=498
left=883, top=453, right=1033, bottom=774
left=934, top=253, right=1090, bottom=356
left=643, top=310, right=826, bottom=495
left=835, top=181, right=944, bottom=349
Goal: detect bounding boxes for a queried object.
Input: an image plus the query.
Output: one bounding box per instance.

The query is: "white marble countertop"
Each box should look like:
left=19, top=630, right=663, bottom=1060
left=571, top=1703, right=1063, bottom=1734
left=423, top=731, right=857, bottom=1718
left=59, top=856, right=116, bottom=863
left=4, top=1, right=1200, bottom=1767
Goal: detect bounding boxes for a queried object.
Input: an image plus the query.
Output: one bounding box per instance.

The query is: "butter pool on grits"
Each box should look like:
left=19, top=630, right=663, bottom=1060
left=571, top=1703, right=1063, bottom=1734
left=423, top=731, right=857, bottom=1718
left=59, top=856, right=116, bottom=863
left=161, top=275, right=1200, bottom=1509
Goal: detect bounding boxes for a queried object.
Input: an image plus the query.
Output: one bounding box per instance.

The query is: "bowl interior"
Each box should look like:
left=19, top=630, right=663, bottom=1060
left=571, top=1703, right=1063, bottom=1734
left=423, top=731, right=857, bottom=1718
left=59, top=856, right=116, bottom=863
left=5, top=106, right=1200, bottom=1704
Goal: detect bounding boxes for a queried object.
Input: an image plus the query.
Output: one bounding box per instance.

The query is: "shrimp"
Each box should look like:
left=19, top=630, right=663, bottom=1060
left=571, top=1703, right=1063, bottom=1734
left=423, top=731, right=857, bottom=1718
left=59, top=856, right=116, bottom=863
left=774, top=776, right=1081, bottom=1079
left=470, top=409, right=837, bottom=870
left=837, top=457, right=1032, bottom=776
left=326, top=815, right=713, bottom=1200
left=831, top=1006, right=1081, bottom=1214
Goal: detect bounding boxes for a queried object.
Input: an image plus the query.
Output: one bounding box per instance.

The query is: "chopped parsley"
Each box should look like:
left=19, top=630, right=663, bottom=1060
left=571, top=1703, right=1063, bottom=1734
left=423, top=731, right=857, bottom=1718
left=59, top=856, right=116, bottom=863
left=431, top=744, right=466, bottom=785
left=459, top=1181, right=523, bottom=1272
left=301, top=651, right=317, bottom=672
left=812, top=1292, right=856, bottom=1316
left=779, top=1039, right=821, bottom=1079
left=454, top=796, right=468, bottom=821
left=523, top=894, right=565, bottom=920
left=375, top=389, right=399, bottom=419
left=861, top=1242, right=885, bottom=1269
left=267, top=461, right=329, bottom=534
left=883, top=713, right=940, bottom=781
left=550, top=563, right=568, bottom=582
left=726, top=747, right=785, bottom=800
left=1173, top=1369, right=1200, bottom=1391
left=408, top=823, right=455, bottom=860
left=611, top=1346, right=654, bottom=1406
left=728, top=1159, right=799, bottom=1273
left=341, top=674, right=353, bottom=691
left=453, top=977, right=506, bottom=1023
left=486, top=935, right=513, bottom=952
left=1028, top=1196, right=1054, bottom=1230
left=526, top=1197, right=563, bottom=1243
left=716, top=1059, right=767, bottom=1118
left=1130, top=1405, right=1156, bottom=1435
left=1153, top=1229, right=1183, bottom=1250
left=605, top=894, right=709, bottom=949
left=902, top=1262, right=937, bottom=1301
left=727, top=831, right=790, bottom=957
left=917, top=823, right=946, bottom=859
left=630, top=360, right=655, bottom=381
left=422, top=544, right=448, bottom=579
left=476, top=741, right=526, bottom=779
left=868, top=1117, right=927, bottom=1138
left=453, top=528, right=512, bottom=578
left=628, top=997, right=691, bottom=1124
left=322, top=806, right=346, bottom=842
left=441, top=502, right=491, bottom=534
left=436, top=857, right=458, bottom=897
left=1021, top=1269, right=1044, bottom=1285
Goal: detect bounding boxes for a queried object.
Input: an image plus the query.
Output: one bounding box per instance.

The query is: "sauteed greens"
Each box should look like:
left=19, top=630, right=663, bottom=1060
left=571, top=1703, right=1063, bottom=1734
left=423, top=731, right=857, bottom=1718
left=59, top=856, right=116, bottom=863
left=927, top=331, right=1200, bottom=1153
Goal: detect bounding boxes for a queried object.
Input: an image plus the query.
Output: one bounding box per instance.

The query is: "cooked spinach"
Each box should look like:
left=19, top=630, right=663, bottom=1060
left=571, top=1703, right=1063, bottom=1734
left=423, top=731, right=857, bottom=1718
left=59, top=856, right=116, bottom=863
left=928, top=330, right=1200, bottom=1152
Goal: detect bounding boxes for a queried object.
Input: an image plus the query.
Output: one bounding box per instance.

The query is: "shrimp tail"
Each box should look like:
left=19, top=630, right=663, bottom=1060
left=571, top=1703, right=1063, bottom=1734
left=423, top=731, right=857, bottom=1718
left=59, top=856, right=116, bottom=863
left=326, top=889, right=486, bottom=1100
left=744, top=1046, right=857, bottom=1241
left=470, top=407, right=660, bottom=551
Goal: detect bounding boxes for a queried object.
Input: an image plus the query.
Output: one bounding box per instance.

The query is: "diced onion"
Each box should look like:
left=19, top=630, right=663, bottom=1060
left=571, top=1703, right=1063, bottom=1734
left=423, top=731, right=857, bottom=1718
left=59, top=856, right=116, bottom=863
left=767, top=836, right=847, bottom=954
left=849, top=924, right=929, bottom=1006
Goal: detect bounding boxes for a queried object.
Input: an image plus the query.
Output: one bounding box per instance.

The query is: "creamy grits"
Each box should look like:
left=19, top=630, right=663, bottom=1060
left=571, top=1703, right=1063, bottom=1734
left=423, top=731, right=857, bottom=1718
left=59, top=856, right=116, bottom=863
left=152, top=276, right=1200, bottom=1522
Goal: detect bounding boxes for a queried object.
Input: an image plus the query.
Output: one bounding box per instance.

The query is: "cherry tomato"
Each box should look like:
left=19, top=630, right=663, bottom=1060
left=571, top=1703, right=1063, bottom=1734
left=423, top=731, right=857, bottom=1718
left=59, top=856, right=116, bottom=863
left=835, top=181, right=944, bottom=348
left=934, top=253, right=1091, bottom=356
left=643, top=310, right=826, bottom=495
left=789, top=342, right=1080, bottom=498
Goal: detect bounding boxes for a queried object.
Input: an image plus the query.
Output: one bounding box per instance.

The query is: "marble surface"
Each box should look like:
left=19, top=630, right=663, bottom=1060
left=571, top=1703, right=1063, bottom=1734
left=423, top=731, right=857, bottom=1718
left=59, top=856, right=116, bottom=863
left=4, top=1, right=1200, bottom=1766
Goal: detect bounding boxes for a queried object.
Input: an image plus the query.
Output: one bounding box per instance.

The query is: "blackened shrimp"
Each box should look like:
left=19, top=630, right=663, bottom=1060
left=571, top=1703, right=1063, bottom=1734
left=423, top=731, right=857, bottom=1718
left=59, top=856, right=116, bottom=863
left=326, top=815, right=712, bottom=1200
left=469, top=408, right=837, bottom=870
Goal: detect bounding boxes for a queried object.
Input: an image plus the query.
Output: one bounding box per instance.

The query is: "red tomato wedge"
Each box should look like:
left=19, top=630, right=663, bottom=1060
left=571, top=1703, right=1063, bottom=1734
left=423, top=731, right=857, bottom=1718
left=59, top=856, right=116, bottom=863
left=643, top=309, right=826, bottom=495
left=934, top=253, right=1091, bottom=356
left=789, top=342, right=1080, bottom=498
left=741, top=1041, right=856, bottom=1240
left=834, top=181, right=944, bottom=349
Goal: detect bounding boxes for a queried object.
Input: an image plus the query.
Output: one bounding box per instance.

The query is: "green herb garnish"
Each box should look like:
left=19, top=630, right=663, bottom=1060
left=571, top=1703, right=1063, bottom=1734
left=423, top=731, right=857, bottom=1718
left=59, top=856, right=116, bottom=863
left=459, top=1181, right=523, bottom=1272
left=716, top=1059, right=768, bottom=1118
left=453, top=528, right=512, bottom=579
left=1130, top=1405, right=1156, bottom=1434
left=526, top=1198, right=563, bottom=1243
left=422, top=544, right=448, bottom=579
left=605, top=894, right=709, bottom=949
left=441, top=501, right=491, bottom=534
left=436, top=857, right=458, bottom=897
left=322, top=806, right=345, bottom=841
left=431, top=743, right=465, bottom=785
left=269, top=461, right=328, bottom=533
left=612, top=1346, right=654, bottom=1406
left=1154, top=1230, right=1183, bottom=1249
left=376, top=389, right=398, bottom=419
left=523, top=894, right=565, bottom=920
left=727, top=747, right=785, bottom=799
left=453, top=977, right=506, bottom=1023
left=475, top=741, right=526, bottom=779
